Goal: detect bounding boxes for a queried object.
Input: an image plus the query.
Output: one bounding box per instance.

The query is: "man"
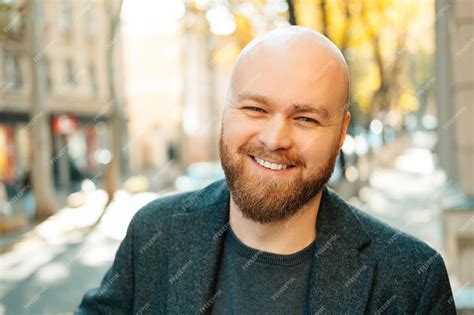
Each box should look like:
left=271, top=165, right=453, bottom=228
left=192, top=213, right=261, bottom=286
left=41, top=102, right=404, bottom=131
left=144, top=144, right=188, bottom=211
left=77, top=26, right=455, bottom=314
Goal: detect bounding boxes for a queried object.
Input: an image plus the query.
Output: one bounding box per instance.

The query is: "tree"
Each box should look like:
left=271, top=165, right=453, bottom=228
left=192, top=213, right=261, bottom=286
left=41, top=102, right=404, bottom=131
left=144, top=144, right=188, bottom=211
left=28, top=0, right=56, bottom=219
left=286, top=0, right=297, bottom=25
left=104, top=0, right=124, bottom=201
left=293, top=0, right=431, bottom=128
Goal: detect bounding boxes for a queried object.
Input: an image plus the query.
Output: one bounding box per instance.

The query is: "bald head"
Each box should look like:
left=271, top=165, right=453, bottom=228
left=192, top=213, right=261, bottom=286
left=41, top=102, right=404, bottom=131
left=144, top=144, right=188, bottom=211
left=237, top=26, right=348, bottom=75
left=228, top=26, right=350, bottom=113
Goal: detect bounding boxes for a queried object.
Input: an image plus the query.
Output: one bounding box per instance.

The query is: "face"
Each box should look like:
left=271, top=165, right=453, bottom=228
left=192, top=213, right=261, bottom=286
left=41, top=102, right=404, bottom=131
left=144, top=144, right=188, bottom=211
left=219, top=39, right=350, bottom=224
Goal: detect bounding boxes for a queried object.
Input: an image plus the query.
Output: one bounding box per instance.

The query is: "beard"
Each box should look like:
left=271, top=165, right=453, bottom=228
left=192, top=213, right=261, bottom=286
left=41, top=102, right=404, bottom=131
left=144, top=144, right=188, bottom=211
left=219, top=130, right=340, bottom=224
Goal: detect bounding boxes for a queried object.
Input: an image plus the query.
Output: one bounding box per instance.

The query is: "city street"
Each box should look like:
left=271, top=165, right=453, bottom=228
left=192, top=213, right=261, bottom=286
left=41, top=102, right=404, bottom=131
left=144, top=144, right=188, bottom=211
left=355, top=147, right=447, bottom=256
left=1, top=0, right=471, bottom=313
left=0, top=190, right=158, bottom=314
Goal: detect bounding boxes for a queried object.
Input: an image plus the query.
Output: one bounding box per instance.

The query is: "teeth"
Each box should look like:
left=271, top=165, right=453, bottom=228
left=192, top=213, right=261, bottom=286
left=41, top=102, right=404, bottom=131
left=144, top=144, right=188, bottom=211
left=254, top=157, right=289, bottom=171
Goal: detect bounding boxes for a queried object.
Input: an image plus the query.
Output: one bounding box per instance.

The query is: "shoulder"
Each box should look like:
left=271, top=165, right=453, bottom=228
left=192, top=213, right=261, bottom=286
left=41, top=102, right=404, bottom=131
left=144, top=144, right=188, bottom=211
left=343, top=198, right=446, bottom=279
left=129, top=179, right=228, bottom=232
left=326, top=188, right=443, bottom=269
left=340, top=196, right=453, bottom=311
left=352, top=204, right=439, bottom=262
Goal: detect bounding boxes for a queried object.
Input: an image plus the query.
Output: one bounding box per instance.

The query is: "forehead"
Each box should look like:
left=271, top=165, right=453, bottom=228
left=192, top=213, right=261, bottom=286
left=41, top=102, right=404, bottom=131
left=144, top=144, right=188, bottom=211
left=230, top=40, right=348, bottom=113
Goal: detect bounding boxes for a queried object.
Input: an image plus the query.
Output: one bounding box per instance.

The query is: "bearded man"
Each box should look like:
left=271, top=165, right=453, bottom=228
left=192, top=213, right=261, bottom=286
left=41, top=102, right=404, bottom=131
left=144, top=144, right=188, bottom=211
left=77, top=26, right=455, bottom=314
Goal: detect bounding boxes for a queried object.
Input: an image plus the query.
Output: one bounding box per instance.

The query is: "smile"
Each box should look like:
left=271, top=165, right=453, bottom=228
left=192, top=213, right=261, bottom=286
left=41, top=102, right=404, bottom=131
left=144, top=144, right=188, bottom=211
left=251, top=156, right=295, bottom=171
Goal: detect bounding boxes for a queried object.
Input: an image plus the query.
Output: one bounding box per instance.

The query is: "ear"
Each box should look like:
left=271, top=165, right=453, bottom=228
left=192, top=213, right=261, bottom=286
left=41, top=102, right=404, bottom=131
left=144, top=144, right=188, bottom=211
left=339, top=111, right=351, bottom=149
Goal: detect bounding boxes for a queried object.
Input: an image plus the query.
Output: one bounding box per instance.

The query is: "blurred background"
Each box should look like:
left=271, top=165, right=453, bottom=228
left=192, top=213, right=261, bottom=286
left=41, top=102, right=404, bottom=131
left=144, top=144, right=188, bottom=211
left=0, top=0, right=473, bottom=313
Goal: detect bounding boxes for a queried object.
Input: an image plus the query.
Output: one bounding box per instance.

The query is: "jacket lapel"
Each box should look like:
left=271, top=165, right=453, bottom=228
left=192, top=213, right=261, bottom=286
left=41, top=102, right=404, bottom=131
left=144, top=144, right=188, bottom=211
left=166, top=181, right=230, bottom=314
left=306, top=187, right=376, bottom=314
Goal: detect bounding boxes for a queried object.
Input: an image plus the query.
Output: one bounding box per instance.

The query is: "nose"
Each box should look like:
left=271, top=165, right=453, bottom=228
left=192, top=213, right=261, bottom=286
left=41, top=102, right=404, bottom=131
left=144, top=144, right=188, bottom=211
left=257, top=115, right=292, bottom=151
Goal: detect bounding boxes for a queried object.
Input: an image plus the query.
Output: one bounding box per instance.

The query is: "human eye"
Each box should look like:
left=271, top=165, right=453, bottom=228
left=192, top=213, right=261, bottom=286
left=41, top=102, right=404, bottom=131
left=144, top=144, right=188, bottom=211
left=242, top=106, right=266, bottom=113
left=296, top=116, right=320, bottom=125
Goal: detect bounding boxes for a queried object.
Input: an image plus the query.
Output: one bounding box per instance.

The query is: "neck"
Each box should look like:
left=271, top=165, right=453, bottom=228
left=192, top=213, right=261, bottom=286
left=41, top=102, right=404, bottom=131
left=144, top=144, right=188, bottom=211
left=229, top=190, right=323, bottom=255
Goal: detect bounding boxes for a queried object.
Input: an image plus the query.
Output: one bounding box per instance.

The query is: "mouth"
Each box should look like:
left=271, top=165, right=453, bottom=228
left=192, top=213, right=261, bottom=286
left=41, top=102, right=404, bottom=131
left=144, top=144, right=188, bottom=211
left=248, top=155, right=297, bottom=173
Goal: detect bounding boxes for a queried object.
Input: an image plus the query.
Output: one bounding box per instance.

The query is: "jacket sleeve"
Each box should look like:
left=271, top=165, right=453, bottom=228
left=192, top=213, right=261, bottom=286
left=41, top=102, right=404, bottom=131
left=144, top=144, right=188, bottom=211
left=76, top=218, right=137, bottom=314
left=415, top=254, right=456, bottom=314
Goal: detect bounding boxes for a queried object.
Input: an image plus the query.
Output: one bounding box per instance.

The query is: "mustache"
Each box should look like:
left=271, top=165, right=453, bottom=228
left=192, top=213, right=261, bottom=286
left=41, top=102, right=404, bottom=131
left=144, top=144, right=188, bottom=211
left=238, top=143, right=305, bottom=167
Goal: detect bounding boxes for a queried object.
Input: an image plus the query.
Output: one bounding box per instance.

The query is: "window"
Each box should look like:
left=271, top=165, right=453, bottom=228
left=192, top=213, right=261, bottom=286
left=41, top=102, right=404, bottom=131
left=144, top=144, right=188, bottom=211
left=84, top=6, right=95, bottom=38
left=89, top=63, right=97, bottom=95
left=3, top=49, right=23, bottom=90
left=65, top=58, right=75, bottom=87
left=37, top=1, right=44, bottom=25
left=59, top=0, right=72, bottom=32
left=42, top=57, right=52, bottom=91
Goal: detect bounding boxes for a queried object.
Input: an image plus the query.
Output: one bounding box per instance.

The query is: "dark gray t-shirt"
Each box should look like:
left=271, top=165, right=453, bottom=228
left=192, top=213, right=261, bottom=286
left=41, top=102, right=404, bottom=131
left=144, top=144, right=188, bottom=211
left=211, top=227, right=315, bottom=314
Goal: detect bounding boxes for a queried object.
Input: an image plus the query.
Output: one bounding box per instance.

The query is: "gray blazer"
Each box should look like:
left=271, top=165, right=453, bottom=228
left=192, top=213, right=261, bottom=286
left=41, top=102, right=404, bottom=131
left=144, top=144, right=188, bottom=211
left=77, top=179, right=456, bottom=314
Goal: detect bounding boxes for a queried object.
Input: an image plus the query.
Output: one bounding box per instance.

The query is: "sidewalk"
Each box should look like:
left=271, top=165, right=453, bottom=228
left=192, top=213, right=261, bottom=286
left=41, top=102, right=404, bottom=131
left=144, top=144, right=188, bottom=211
left=0, top=189, right=107, bottom=254
left=0, top=188, right=70, bottom=253
left=0, top=189, right=158, bottom=315
left=352, top=147, right=447, bottom=255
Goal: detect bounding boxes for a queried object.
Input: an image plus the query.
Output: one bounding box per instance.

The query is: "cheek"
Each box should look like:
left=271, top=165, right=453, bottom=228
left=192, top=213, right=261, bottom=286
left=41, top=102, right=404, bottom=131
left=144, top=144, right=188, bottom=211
left=222, top=115, right=257, bottom=152
left=296, top=133, right=339, bottom=167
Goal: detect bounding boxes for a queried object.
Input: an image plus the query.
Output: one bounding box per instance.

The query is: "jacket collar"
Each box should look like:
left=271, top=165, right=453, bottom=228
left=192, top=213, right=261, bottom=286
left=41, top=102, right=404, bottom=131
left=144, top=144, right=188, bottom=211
left=306, top=185, right=375, bottom=314
left=165, top=180, right=230, bottom=314
left=166, top=179, right=376, bottom=313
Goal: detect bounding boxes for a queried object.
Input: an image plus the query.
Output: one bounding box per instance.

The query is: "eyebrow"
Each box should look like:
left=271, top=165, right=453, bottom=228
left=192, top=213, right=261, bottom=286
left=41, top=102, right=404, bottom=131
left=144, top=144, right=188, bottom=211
left=237, top=93, right=271, bottom=106
left=236, top=92, right=329, bottom=119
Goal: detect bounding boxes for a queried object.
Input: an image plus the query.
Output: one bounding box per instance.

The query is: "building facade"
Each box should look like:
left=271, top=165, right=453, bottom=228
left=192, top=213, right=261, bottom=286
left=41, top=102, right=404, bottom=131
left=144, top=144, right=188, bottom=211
left=436, top=0, right=474, bottom=309
left=0, top=0, right=125, bottom=211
